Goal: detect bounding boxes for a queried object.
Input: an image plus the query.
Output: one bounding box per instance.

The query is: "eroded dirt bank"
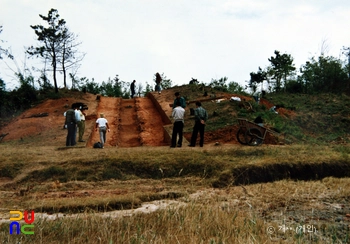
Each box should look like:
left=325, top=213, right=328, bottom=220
left=0, top=93, right=168, bottom=148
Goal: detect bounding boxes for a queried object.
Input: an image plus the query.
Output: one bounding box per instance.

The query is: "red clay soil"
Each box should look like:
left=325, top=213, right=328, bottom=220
left=0, top=90, right=287, bottom=147
left=0, top=92, right=168, bottom=148
left=0, top=93, right=98, bottom=147
left=117, top=99, right=141, bottom=147
left=135, top=97, right=168, bottom=146
left=86, top=96, right=167, bottom=148
left=87, top=96, right=121, bottom=147
left=259, top=98, right=296, bottom=118
left=154, top=89, right=282, bottom=145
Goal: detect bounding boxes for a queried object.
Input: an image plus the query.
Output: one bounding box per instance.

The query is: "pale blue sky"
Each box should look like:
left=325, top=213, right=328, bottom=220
left=1, top=0, right=350, bottom=89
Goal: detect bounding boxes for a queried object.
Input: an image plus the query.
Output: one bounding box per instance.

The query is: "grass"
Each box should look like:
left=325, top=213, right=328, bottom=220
left=0, top=162, right=24, bottom=179
left=1, top=176, right=349, bottom=243
left=183, top=91, right=350, bottom=145
left=0, top=88, right=350, bottom=243
left=264, top=93, right=350, bottom=143
left=0, top=144, right=349, bottom=243
left=0, top=144, right=349, bottom=184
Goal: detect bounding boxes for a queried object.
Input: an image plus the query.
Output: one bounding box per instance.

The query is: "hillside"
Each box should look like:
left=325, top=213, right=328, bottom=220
left=0, top=86, right=350, bottom=243
left=1, top=85, right=349, bottom=146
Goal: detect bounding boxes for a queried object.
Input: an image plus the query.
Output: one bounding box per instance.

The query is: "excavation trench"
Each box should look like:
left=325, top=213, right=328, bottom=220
left=213, top=160, right=350, bottom=187
left=88, top=96, right=168, bottom=148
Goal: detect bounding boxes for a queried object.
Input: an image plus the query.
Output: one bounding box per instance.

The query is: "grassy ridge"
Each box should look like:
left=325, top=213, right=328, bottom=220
left=194, top=91, right=350, bottom=143
left=1, top=145, right=349, bottom=185
left=242, top=93, right=350, bottom=143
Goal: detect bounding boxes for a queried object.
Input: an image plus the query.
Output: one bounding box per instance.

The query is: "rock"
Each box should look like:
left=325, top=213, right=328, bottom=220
left=335, top=217, right=343, bottom=222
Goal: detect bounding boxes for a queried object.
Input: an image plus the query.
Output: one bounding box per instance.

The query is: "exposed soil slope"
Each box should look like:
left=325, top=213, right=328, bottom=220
left=0, top=93, right=98, bottom=147
left=0, top=92, right=168, bottom=147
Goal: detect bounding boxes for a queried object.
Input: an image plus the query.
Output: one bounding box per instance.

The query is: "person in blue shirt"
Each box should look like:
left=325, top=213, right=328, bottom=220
left=173, top=92, right=186, bottom=109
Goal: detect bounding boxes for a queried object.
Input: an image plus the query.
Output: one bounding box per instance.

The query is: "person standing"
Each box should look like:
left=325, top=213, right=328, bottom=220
left=130, top=80, right=136, bottom=98
left=173, top=92, right=186, bottom=109
left=95, top=113, right=110, bottom=148
left=74, top=106, right=81, bottom=145
left=155, top=72, right=162, bottom=94
left=254, top=115, right=264, bottom=127
left=253, top=92, right=260, bottom=104
left=189, top=101, right=208, bottom=147
left=270, top=105, right=280, bottom=114
left=78, top=107, right=86, bottom=142
left=171, top=101, right=185, bottom=148
left=65, top=104, right=77, bottom=146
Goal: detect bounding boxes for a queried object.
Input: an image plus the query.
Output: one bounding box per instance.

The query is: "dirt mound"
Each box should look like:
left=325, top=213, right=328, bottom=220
left=0, top=92, right=170, bottom=147
left=0, top=89, right=288, bottom=147
left=0, top=93, right=98, bottom=146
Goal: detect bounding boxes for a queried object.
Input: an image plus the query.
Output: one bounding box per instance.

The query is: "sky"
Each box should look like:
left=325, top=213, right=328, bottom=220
left=1, top=0, right=350, bottom=90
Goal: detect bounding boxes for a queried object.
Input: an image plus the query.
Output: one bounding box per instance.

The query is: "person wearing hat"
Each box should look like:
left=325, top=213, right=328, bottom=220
left=95, top=113, right=110, bottom=148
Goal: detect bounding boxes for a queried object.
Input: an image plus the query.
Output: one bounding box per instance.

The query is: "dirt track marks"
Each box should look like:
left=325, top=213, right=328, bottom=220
left=89, top=96, right=167, bottom=148
left=136, top=97, right=168, bottom=146
left=89, top=96, right=120, bottom=147
left=118, top=99, right=141, bottom=147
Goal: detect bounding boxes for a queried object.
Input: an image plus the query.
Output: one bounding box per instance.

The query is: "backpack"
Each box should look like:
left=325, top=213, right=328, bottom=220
left=93, top=142, right=103, bottom=148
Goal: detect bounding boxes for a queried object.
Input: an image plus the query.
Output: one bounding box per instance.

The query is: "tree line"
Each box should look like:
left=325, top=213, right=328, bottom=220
left=249, top=50, right=350, bottom=94
left=1, top=9, right=350, bottom=118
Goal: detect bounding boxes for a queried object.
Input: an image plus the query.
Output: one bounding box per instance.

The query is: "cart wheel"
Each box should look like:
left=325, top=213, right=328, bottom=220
left=237, top=127, right=248, bottom=145
left=245, top=128, right=263, bottom=146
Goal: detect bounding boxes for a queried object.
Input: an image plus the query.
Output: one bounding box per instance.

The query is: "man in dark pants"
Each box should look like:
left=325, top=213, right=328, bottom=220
left=65, top=104, right=77, bottom=146
left=130, top=80, right=136, bottom=98
left=189, top=101, right=208, bottom=147
left=171, top=101, right=185, bottom=148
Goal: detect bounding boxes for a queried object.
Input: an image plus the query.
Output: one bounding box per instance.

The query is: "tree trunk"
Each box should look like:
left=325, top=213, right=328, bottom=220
left=62, top=46, right=67, bottom=89
left=52, top=52, right=58, bottom=93
left=62, top=60, right=67, bottom=89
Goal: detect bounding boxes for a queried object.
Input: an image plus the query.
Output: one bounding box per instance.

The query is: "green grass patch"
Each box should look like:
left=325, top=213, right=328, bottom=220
left=25, top=166, right=68, bottom=182
left=0, top=162, right=23, bottom=179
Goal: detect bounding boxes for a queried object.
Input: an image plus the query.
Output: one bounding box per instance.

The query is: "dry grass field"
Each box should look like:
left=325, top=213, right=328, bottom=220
left=0, top=144, right=349, bottom=243
left=0, top=87, right=349, bottom=243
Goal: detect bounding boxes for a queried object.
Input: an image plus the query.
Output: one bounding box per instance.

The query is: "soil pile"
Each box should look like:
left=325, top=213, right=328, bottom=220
left=0, top=89, right=287, bottom=147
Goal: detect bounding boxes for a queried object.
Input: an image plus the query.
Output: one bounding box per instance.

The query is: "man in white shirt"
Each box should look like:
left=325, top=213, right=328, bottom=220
left=95, top=113, right=110, bottom=148
left=171, top=101, right=185, bottom=148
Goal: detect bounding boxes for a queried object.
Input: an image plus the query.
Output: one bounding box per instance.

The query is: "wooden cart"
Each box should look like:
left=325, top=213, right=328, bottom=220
left=236, top=118, right=268, bottom=146
left=237, top=118, right=288, bottom=146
